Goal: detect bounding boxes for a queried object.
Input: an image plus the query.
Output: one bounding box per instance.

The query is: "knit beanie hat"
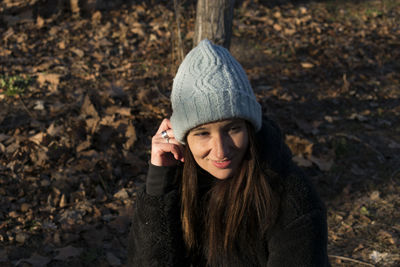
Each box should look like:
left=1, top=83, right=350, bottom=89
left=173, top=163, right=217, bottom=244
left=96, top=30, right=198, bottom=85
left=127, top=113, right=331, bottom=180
left=170, top=39, right=262, bottom=144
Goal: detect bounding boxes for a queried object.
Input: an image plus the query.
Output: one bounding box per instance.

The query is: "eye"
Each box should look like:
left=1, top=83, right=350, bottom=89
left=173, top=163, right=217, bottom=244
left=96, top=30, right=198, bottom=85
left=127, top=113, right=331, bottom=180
left=229, top=125, right=242, bottom=133
left=194, top=131, right=209, bottom=137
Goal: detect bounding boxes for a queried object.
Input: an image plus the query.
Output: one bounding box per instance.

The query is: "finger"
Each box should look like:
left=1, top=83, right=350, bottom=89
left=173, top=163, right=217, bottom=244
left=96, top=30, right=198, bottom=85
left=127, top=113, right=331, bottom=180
left=151, top=138, right=185, bottom=165
left=165, top=118, right=173, bottom=129
left=156, top=118, right=171, bottom=134
left=165, top=139, right=184, bottom=161
left=170, top=144, right=183, bottom=161
left=154, top=143, right=183, bottom=161
left=152, top=134, right=180, bottom=149
left=162, top=129, right=175, bottom=139
left=156, top=129, right=176, bottom=145
left=155, top=133, right=181, bottom=147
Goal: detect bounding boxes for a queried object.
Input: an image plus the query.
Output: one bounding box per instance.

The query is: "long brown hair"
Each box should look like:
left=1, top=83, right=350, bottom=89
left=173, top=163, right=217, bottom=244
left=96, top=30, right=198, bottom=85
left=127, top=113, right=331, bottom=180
left=181, top=122, right=280, bottom=266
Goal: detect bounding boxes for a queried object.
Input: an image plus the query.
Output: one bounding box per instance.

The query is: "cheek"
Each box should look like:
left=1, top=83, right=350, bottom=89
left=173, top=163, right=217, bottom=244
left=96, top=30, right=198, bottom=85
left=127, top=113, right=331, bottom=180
left=233, top=132, right=249, bottom=151
left=190, top=144, right=208, bottom=159
left=187, top=138, right=208, bottom=160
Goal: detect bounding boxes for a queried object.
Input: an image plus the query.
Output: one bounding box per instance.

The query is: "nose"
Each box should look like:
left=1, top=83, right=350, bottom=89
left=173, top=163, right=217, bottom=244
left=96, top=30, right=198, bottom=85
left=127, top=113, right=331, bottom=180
left=213, top=133, right=230, bottom=159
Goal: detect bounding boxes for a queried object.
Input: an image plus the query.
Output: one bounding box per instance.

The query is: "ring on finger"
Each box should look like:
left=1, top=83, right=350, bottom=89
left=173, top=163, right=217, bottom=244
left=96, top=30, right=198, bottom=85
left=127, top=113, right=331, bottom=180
left=161, top=130, right=169, bottom=139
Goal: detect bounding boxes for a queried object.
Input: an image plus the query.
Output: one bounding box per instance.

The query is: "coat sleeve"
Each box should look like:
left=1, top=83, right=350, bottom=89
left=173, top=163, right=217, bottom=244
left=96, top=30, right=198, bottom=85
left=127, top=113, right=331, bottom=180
left=127, top=165, right=189, bottom=267
left=266, top=172, right=331, bottom=267
left=267, top=208, right=331, bottom=267
left=256, top=119, right=330, bottom=266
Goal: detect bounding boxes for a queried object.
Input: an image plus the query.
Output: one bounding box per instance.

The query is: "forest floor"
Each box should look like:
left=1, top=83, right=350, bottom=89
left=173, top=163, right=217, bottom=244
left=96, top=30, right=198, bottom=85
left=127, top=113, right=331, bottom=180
left=0, top=0, right=399, bottom=266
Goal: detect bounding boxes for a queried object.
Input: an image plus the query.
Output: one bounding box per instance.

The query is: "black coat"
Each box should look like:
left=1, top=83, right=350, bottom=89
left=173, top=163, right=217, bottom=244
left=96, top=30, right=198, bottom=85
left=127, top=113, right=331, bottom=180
left=127, top=119, right=330, bottom=267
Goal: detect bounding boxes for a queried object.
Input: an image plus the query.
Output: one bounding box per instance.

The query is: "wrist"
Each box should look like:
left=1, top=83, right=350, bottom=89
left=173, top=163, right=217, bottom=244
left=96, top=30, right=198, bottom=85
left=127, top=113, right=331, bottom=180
left=146, top=163, right=179, bottom=196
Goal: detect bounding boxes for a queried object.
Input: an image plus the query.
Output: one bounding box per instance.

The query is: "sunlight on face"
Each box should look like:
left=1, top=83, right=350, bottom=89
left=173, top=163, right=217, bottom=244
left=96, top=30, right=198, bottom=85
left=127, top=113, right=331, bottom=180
left=186, top=119, right=249, bottom=180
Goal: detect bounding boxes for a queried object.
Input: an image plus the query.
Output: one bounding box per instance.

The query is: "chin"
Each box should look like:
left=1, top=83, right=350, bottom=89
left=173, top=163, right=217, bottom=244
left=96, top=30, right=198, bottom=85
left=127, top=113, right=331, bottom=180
left=209, top=169, right=234, bottom=180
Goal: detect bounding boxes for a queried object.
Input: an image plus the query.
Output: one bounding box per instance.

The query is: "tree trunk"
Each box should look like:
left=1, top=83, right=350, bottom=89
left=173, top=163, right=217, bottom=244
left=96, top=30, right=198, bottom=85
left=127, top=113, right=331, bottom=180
left=194, top=0, right=235, bottom=50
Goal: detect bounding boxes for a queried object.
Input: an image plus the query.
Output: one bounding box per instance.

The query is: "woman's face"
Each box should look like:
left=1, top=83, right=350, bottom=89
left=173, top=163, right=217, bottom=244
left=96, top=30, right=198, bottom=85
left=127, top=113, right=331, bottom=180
left=186, top=119, right=249, bottom=180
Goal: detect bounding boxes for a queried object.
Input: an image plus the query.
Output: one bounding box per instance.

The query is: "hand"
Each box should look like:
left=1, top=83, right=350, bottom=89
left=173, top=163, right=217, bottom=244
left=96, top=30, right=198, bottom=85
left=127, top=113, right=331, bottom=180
left=150, top=118, right=185, bottom=166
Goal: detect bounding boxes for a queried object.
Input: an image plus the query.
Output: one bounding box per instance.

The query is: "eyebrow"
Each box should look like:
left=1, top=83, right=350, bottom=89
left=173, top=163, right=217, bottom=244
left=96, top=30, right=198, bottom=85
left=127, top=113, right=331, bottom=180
left=224, top=121, right=241, bottom=127
left=191, top=127, right=208, bottom=132
left=191, top=120, right=242, bottom=132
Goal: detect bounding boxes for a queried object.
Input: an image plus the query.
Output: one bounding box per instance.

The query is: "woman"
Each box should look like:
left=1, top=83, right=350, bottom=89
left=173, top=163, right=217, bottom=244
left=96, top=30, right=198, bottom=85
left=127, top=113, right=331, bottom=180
left=128, top=39, right=330, bottom=266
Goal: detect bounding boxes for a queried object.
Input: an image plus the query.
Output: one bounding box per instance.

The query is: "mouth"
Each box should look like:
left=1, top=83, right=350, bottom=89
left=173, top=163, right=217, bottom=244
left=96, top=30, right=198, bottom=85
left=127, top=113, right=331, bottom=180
left=211, top=159, right=232, bottom=169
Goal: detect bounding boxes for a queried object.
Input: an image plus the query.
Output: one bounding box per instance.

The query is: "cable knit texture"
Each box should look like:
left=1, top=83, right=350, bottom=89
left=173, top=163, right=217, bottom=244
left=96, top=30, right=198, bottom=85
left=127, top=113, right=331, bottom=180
left=171, top=39, right=262, bottom=143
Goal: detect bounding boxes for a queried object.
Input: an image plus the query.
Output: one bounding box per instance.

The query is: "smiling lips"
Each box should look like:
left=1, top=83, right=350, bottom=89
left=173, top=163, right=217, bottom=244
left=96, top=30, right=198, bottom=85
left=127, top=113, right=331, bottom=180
left=211, top=159, right=232, bottom=169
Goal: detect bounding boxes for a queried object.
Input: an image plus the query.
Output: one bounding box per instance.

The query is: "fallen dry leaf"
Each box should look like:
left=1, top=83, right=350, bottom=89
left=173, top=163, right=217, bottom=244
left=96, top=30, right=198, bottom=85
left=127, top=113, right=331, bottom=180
left=71, top=47, right=85, bottom=58
left=284, top=28, right=296, bottom=35
left=36, top=73, right=61, bottom=92
left=81, top=94, right=99, bottom=119
left=292, top=155, right=313, bottom=167
left=0, top=134, right=10, bottom=143
left=350, top=163, right=367, bottom=176
left=106, top=252, right=121, bottom=266
left=370, top=250, right=389, bottom=264
left=273, top=24, right=282, bottom=31
left=309, top=155, right=334, bottom=171
left=29, top=132, right=45, bottom=145
left=301, top=62, right=314, bottom=69
left=17, top=253, right=51, bottom=267
left=377, top=230, right=396, bottom=245
left=285, top=135, right=313, bottom=156
left=36, top=16, right=44, bottom=28
left=76, top=139, right=91, bottom=153
left=124, top=122, right=137, bottom=150
left=33, top=100, right=45, bottom=110
left=46, top=122, right=63, bottom=136
left=114, top=188, right=129, bottom=200
left=54, top=245, right=83, bottom=261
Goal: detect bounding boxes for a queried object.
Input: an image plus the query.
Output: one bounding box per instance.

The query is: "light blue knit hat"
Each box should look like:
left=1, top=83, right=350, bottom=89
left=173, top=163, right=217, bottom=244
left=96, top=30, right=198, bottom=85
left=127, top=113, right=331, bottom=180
left=171, top=39, right=262, bottom=144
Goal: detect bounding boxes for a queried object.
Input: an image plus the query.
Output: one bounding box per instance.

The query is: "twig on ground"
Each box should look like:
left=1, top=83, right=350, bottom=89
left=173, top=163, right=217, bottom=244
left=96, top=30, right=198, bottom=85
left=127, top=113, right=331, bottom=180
left=19, top=96, right=36, bottom=119
left=328, top=255, right=375, bottom=266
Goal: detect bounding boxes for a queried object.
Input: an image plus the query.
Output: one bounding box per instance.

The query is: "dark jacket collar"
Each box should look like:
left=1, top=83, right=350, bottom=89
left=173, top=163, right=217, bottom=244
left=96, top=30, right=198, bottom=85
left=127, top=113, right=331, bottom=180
left=256, top=118, right=294, bottom=176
